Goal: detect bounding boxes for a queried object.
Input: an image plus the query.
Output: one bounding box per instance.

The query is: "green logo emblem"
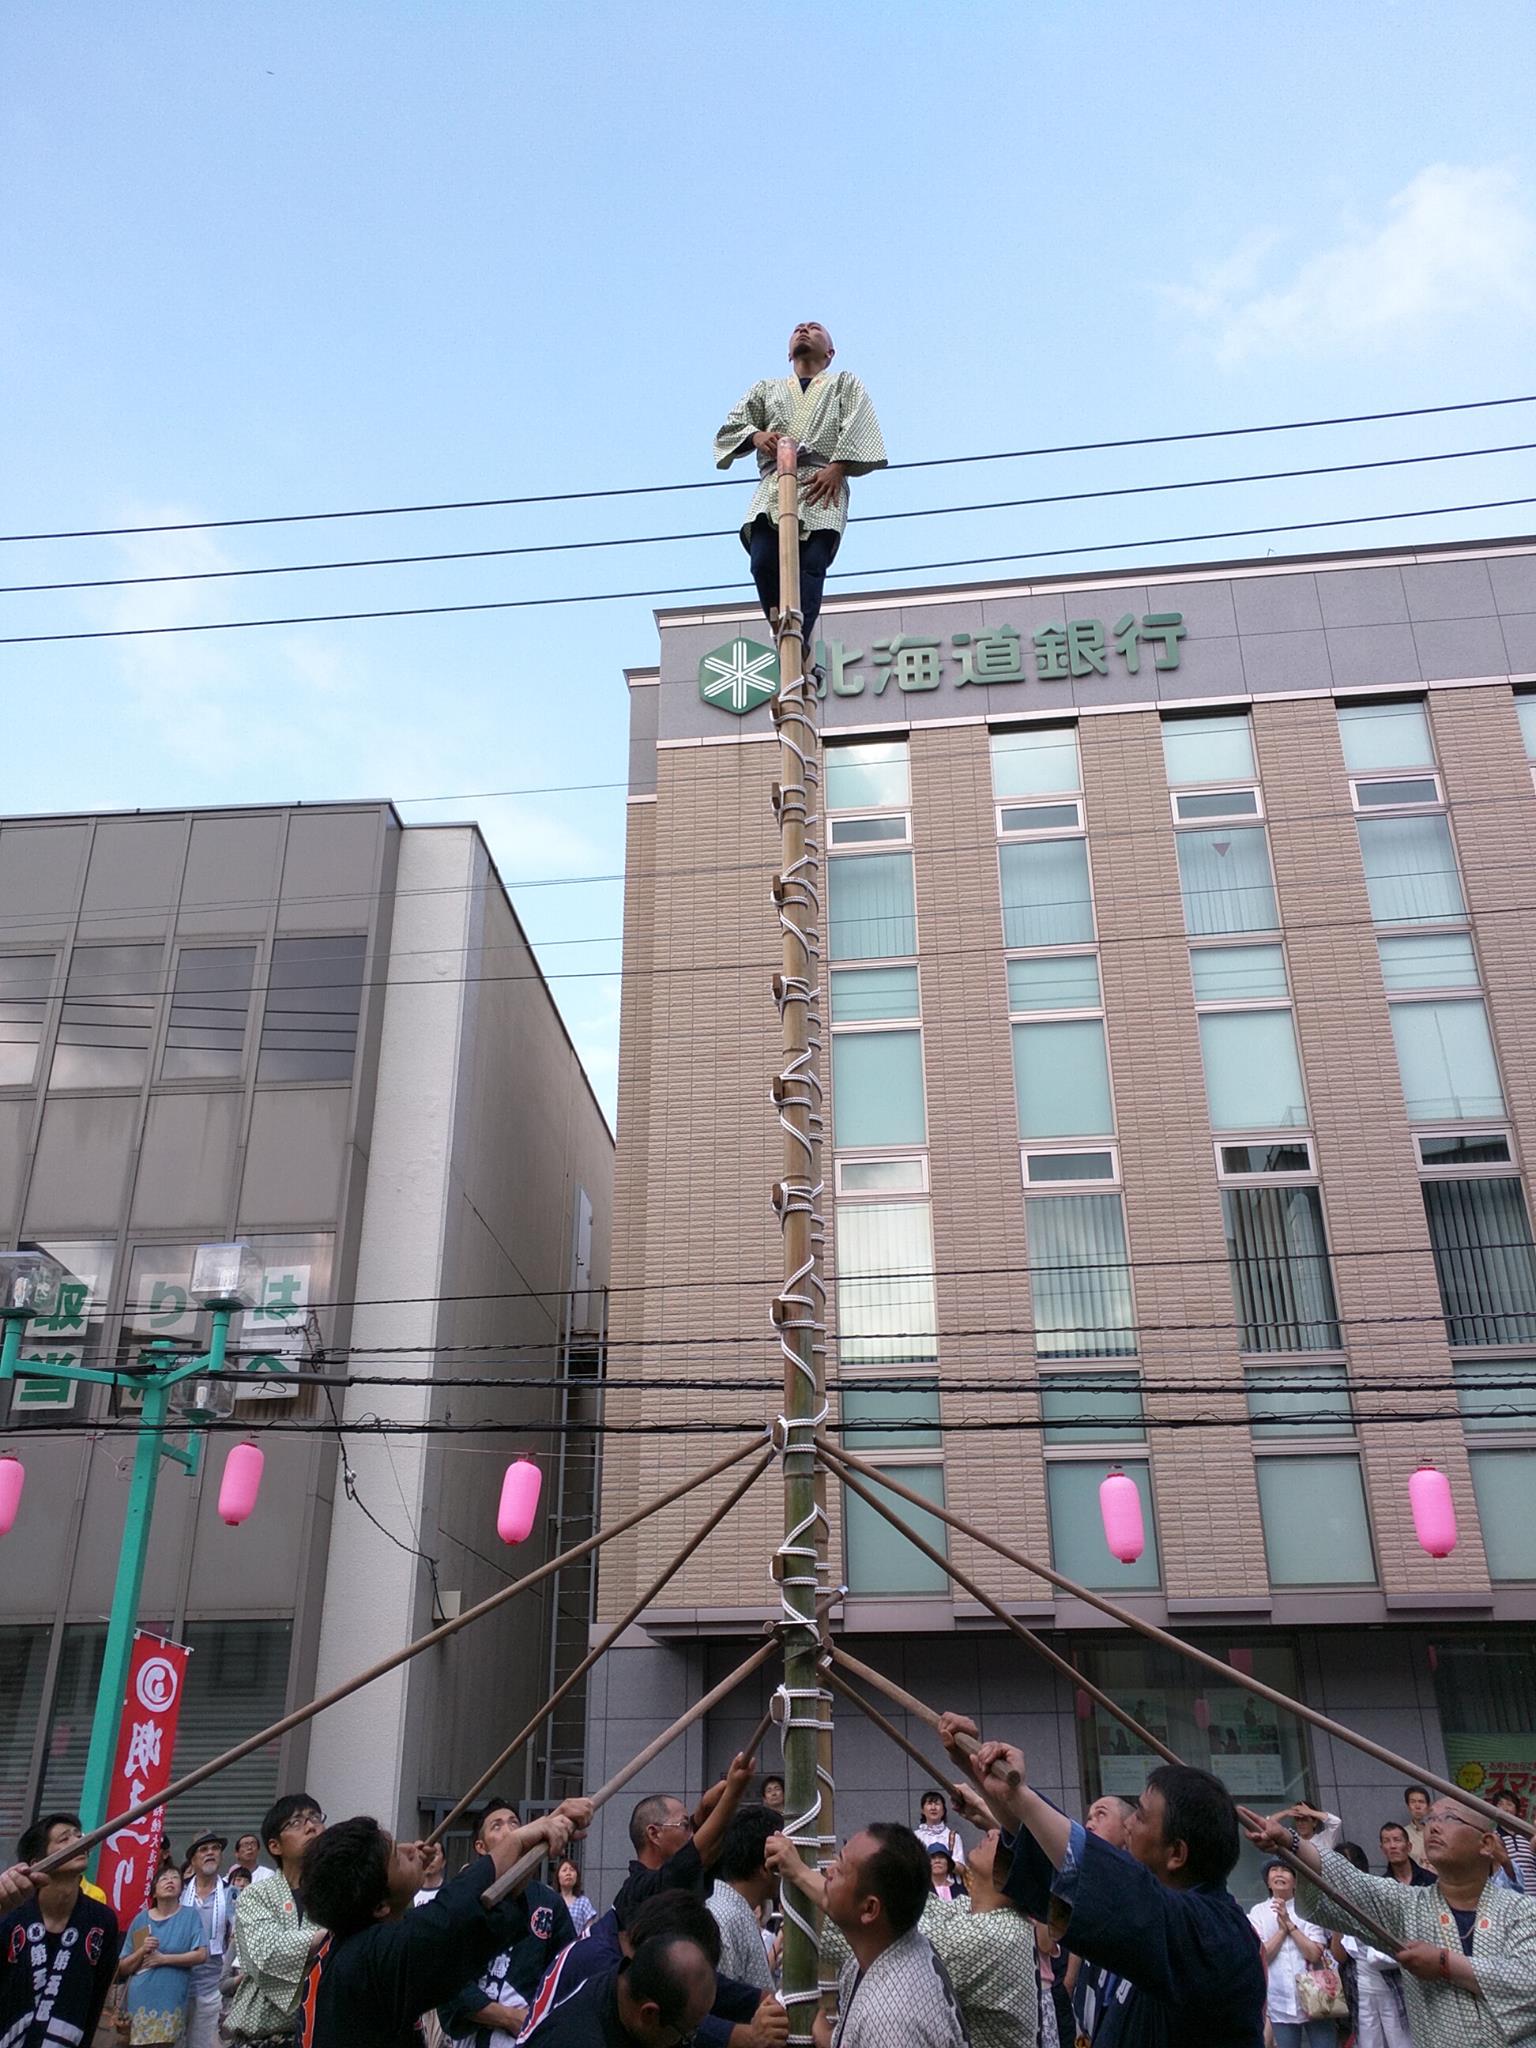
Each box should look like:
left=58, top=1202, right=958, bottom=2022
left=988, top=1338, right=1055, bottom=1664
left=699, top=637, right=779, bottom=716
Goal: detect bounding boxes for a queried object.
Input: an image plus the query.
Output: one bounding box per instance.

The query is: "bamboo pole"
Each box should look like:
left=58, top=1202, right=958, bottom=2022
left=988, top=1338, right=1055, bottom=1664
left=33, top=1433, right=769, bottom=1874
left=820, top=1435, right=1535, bottom=1844
left=430, top=1447, right=775, bottom=1844
left=482, top=1635, right=778, bottom=1906
left=819, top=1443, right=1179, bottom=1768
left=769, top=434, right=827, bottom=2047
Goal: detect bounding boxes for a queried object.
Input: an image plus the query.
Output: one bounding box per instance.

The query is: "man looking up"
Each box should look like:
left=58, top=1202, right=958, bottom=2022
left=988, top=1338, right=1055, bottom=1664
left=1245, top=1794, right=1536, bottom=2046
left=0, top=1814, right=121, bottom=2048
left=713, top=324, right=887, bottom=654
left=1063, top=1796, right=1137, bottom=2042
left=765, top=1823, right=967, bottom=2048
left=940, top=1712, right=1265, bottom=2047
left=613, top=1752, right=758, bottom=1929
left=438, top=1796, right=576, bottom=2046
left=921, top=1826, right=1038, bottom=2048
left=182, top=1830, right=235, bottom=2048
left=226, top=1793, right=327, bottom=2046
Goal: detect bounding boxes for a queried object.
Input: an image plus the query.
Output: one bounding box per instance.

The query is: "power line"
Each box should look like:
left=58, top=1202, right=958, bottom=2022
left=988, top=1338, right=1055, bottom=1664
left=5, top=391, right=1531, bottom=544
left=4, top=496, right=1534, bottom=645
left=6, top=439, right=1530, bottom=596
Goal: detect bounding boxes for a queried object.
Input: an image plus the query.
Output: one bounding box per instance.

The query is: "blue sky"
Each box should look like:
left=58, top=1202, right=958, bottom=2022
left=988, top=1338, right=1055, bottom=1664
left=4, top=1, right=1534, bottom=1120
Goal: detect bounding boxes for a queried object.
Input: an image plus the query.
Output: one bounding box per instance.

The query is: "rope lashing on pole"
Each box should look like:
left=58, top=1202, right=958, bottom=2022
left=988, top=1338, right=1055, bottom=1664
left=820, top=1435, right=1536, bottom=1845
left=29, top=1433, right=769, bottom=1877
left=769, top=434, right=833, bottom=2048
left=430, top=1445, right=776, bottom=1845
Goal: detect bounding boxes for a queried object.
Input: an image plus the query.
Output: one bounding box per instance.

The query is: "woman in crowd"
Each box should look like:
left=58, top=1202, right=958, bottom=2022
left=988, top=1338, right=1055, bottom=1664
left=1379, top=1820, right=1434, bottom=1886
left=928, top=1849, right=966, bottom=1902
left=117, top=1864, right=208, bottom=2045
left=914, top=1791, right=967, bottom=1869
left=1492, top=1789, right=1536, bottom=1892
left=555, top=1858, right=597, bottom=1937
left=1246, top=1858, right=1335, bottom=2048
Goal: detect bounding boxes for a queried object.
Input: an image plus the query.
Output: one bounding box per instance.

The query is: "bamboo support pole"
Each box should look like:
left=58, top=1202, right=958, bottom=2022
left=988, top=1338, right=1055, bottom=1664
left=820, top=1436, right=1535, bottom=1845
left=430, top=1447, right=775, bottom=1844
left=33, top=1433, right=769, bottom=1875
left=819, top=1443, right=1178, bottom=1768
left=483, top=1635, right=778, bottom=1906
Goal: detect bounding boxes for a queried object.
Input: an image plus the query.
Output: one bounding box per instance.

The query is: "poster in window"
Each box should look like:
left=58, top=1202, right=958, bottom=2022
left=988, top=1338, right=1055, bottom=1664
left=1095, top=1690, right=1170, bottom=1796
left=1444, top=1733, right=1536, bottom=1816
left=1202, top=1686, right=1287, bottom=1798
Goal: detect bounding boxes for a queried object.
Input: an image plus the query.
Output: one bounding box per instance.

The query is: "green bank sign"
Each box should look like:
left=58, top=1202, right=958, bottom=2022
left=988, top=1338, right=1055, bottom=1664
left=698, top=613, right=1186, bottom=715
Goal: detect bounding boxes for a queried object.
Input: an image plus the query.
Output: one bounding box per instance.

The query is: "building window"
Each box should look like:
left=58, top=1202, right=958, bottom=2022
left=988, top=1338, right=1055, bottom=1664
left=0, top=1627, right=50, bottom=1846
left=1223, top=1185, right=1341, bottom=1353
left=1254, top=1456, right=1377, bottom=1586
left=0, top=954, right=52, bottom=1088
left=1013, top=1020, right=1113, bottom=1141
left=835, top=1156, right=928, bottom=1195
left=1422, top=1177, right=1536, bottom=1347
left=1516, top=693, right=1536, bottom=771
left=827, top=851, right=917, bottom=961
left=1351, top=774, right=1442, bottom=811
left=1357, top=815, right=1465, bottom=926
left=991, top=725, right=1081, bottom=800
left=1337, top=698, right=1434, bottom=773
left=1389, top=999, right=1506, bottom=1122
left=835, top=1201, right=937, bottom=1368
left=1190, top=945, right=1290, bottom=1002
left=161, top=945, right=256, bottom=1081
left=1378, top=932, right=1479, bottom=992
left=5, top=1239, right=117, bottom=1424
left=1024, top=1147, right=1120, bottom=1187
left=257, top=935, right=367, bottom=1083
left=1218, top=1140, right=1316, bottom=1179
left=831, top=1029, right=926, bottom=1149
left=1455, top=1360, right=1536, bottom=1433
left=825, top=738, right=910, bottom=812
left=1162, top=712, right=1257, bottom=786
left=49, top=943, right=161, bottom=1089
left=1007, top=954, right=1101, bottom=1011
left=1466, top=1454, right=1536, bottom=1580
left=1245, top=1363, right=1354, bottom=1438
left=830, top=965, right=919, bottom=1024
left=842, top=1465, right=950, bottom=1596
left=1026, top=1192, right=1135, bottom=1359
left=839, top=1380, right=941, bottom=1450
left=999, top=838, right=1093, bottom=949
left=1175, top=829, right=1278, bottom=937
left=1041, top=1370, right=1145, bottom=1444
left=1428, top=1632, right=1536, bottom=1794
left=1197, top=1011, right=1307, bottom=1130
left=1415, top=1131, right=1513, bottom=1170
left=1046, top=1460, right=1160, bottom=1591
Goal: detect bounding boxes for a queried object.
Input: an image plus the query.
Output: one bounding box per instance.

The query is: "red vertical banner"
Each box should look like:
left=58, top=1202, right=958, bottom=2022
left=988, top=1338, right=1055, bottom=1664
left=97, top=1633, right=190, bottom=1932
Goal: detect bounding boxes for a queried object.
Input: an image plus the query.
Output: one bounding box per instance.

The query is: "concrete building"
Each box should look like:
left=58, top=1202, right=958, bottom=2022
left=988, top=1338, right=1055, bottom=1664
left=0, top=801, right=612, bottom=1853
left=588, top=532, right=1536, bottom=1901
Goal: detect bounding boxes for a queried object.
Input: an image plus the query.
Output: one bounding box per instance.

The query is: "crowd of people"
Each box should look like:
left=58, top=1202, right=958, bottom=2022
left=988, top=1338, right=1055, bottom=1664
left=2, top=1742, right=1535, bottom=2047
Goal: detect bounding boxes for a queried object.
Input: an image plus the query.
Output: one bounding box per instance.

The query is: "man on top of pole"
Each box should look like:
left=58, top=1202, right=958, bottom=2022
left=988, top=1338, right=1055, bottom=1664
left=713, top=322, right=887, bottom=659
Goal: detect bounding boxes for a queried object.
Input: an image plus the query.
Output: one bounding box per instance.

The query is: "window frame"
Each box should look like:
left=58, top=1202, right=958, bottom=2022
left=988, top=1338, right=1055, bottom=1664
left=1172, top=821, right=1282, bottom=940
left=823, top=737, right=912, bottom=816
left=1169, top=785, right=1265, bottom=825
left=1022, top=1144, right=1122, bottom=1190
left=1215, top=1137, right=1318, bottom=1183
left=157, top=941, right=260, bottom=1088
left=834, top=1152, right=931, bottom=1198
left=1350, top=772, right=1444, bottom=814
left=0, top=949, right=58, bottom=1092
left=1414, top=1129, right=1516, bottom=1175
left=997, top=798, right=1086, bottom=838
left=828, top=811, right=913, bottom=848
left=1243, top=1361, right=1356, bottom=1443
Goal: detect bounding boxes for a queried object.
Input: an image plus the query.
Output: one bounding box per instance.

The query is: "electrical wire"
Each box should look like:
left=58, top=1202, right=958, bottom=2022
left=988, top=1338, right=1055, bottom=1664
left=6, top=440, right=1531, bottom=596
left=4, top=497, right=1534, bottom=645
left=5, top=391, right=1531, bottom=543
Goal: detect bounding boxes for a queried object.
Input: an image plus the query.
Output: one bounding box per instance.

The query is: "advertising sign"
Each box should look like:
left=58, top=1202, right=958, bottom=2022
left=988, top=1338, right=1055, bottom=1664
left=96, top=1633, right=190, bottom=1931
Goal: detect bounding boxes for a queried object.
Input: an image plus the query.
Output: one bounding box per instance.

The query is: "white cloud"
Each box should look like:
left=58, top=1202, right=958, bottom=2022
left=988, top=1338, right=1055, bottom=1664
left=1170, top=164, right=1536, bottom=366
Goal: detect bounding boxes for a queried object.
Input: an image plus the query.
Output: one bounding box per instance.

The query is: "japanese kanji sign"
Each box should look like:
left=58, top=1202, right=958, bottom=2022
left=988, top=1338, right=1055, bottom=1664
left=97, top=1632, right=189, bottom=1932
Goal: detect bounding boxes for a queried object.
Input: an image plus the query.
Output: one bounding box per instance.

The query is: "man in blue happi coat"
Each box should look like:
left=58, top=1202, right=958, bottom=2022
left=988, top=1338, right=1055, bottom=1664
left=939, top=1714, right=1265, bottom=2047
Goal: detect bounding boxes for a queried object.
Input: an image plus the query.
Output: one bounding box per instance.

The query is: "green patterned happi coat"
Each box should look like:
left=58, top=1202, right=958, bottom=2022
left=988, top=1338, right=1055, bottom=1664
left=713, top=370, right=887, bottom=542
left=1298, top=1848, right=1536, bottom=2047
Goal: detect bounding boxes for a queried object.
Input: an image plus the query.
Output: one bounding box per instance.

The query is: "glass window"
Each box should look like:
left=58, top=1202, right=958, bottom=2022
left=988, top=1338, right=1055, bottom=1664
left=1041, top=1372, right=1144, bottom=1444
left=1517, top=696, right=1536, bottom=761
left=1176, top=828, right=1278, bottom=937
left=991, top=726, right=1080, bottom=799
left=1173, top=789, right=1262, bottom=822
left=843, top=1466, right=949, bottom=1595
left=1223, top=1186, right=1341, bottom=1352
left=1455, top=1361, right=1536, bottom=1433
left=1007, top=954, right=1101, bottom=1012
left=0, top=954, right=52, bottom=1087
left=49, top=943, right=161, bottom=1089
left=0, top=1626, right=49, bottom=1846
left=1219, top=1142, right=1315, bottom=1177
left=836, top=1202, right=937, bottom=1365
left=1352, top=775, right=1441, bottom=809
left=1357, top=815, right=1465, bottom=926
left=838, top=1158, right=927, bottom=1195
left=1468, top=1453, right=1536, bottom=1580
left=161, top=945, right=256, bottom=1080
left=1027, top=1193, right=1135, bottom=1359
left=830, top=966, right=920, bottom=1024
left=825, top=740, right=909, bottom=811
left=37, top=1625, right=106, bottom=1815
left=827, top=853, right=916, bottom=962
left=1198, top=1011, right=1307, bottom=1130
left=1000, top=839, right=1093, bottom=950
left=1000, top=801, right=1083, bottom=834
left=1338, top=699, right=1433, bottom=773
left=1418, top=1132, right=1513, bottom=1168
left=832, top=1030, right=926, bottom=1149
left=1046, top=1460, right=1160, bottom=1589
left=1025, top=1149, right=1118, bottom=1184
left=257, top=935, right=367, bottom=1083
left=9, top=1241, right=117, bottom=1410
left=1390, top=1000, right=1505, bottom=1122
left=1245, top=1364, right=1354, bottom=1438
left=1378, top=933, right=1479, bottom=992
left=1423, top=1178, right=1536, bottom=1347
left=1191, top=945, right=1289, bottom=1003
left=1013, top=1019, right=1113, bottom=1140
left=1162, top=714, right=1255, bottom=785
left=829, top=815, right=909, bottom=846
left=1255, top=1457, right=1376, bottom=1585
left=123, top=1234, right=334, bottom=1393
left=839, top=1381, right=941, bottom=1450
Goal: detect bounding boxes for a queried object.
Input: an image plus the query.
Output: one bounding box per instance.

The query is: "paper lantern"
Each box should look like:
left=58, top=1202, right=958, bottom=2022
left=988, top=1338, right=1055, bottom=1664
left=0, top=1454, right=24, bottom=1536
left=1099, top=1468, right=1145, bottom=1564
left=497, top=1458, right=543, bottom=1545
left=1410, top=1464, right=1458, bottom=1558
left=217, top=1441, right=264, bottom=1527
left=1074, top=1688, right=1093, bottom=1721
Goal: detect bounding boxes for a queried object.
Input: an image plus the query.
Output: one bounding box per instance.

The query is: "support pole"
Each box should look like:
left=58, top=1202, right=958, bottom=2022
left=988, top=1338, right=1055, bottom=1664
left=36, top=1434, right=768, bottom=1874
left=769, top=436, right=829, bottom=2046
left=821, top=1436, right=1535, bottom=1843
left=430, top=1447, right=774, bottom=1844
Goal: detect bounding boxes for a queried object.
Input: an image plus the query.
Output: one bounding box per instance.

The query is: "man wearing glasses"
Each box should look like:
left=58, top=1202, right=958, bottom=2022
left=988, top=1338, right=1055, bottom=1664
left=613, top=1755, right=760, bottom=1932
left=226, top=1794, right=329, bottom=2046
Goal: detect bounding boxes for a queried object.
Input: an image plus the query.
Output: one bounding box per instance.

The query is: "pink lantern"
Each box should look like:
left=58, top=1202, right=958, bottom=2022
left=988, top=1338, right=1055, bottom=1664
left=1074, top=1688, right=1093, bottom=1722
left=1099, top=1468, right=1145, bottom=1564
left=1193, top=1696, right=1211, bottom=1733
left=217, top=1441, right=264, bottom=1527
left=0, top=1454, right=24, bottom=1536
left=497, top=1458, right=543, bottom=1544
left=1410, top=1464, right=1458, bottom=1558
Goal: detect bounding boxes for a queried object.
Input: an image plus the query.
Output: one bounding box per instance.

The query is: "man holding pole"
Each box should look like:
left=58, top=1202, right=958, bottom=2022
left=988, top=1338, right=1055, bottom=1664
left=713, top=323, right=887, bottom=655
left=0, top=1815, right=121, bottom=2048
left=612, top=1753, right=759, bottom=1930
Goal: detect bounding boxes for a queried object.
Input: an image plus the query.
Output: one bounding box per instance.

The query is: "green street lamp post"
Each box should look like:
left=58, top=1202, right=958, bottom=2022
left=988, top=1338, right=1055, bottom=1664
left=0, top=1240, right=265, bottom=1844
